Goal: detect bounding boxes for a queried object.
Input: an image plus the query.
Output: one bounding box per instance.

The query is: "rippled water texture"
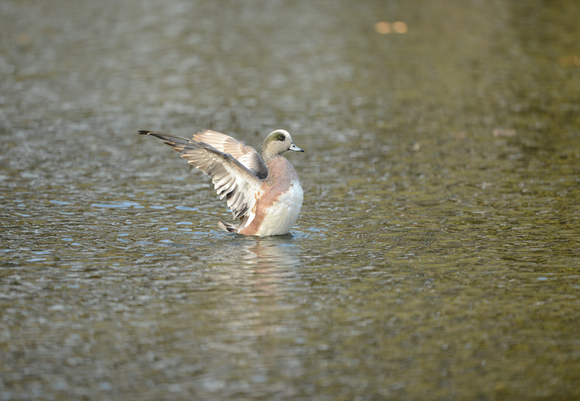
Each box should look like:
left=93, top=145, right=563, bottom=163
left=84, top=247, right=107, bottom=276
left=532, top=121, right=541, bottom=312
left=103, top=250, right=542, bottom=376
left=1, top=0, right=579, bottom=399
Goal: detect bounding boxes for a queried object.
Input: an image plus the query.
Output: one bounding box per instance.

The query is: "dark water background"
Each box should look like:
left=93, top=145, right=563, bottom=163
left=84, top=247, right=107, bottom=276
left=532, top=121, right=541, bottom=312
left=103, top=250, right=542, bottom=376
left=1, top=0, right=579, bottom=399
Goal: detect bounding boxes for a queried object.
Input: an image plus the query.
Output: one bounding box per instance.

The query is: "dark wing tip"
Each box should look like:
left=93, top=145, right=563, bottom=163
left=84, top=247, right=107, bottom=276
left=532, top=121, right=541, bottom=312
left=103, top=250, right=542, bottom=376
left=138, top=130, right=151, bottom=135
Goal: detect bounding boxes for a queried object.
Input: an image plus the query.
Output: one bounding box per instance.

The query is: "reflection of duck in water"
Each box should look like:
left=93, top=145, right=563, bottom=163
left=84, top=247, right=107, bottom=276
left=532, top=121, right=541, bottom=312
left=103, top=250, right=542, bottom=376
left=239, top=238, right=303, bottom=298
left=241, top=238, right=302, bottom=270
left=140, top=129, right=304, bottom=236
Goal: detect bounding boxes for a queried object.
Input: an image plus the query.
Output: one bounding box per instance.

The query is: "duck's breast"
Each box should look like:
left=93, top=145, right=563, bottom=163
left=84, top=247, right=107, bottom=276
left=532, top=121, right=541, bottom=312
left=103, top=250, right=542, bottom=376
left=255, top=179, right=303, bottom=236
left=240, top=157, right=303, bottom=236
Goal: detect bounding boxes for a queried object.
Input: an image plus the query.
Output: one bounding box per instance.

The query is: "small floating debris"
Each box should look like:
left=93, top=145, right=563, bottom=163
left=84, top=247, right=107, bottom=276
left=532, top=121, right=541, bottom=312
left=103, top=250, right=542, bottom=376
left=558, top=56, right=580, bottom=67
left=374, top=21, right=408, bottom=34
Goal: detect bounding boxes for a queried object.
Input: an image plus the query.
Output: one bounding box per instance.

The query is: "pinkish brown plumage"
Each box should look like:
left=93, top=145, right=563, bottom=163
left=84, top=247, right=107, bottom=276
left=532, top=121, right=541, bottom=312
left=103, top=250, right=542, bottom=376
left=139, top=129, right=304, bottom=236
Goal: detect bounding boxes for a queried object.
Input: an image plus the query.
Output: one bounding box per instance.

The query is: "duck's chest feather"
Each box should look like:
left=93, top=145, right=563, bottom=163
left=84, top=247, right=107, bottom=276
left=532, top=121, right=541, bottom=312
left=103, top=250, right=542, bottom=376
left=239, top=157, right=303, bottom=236
left=254, top=180, right=303, bottom=236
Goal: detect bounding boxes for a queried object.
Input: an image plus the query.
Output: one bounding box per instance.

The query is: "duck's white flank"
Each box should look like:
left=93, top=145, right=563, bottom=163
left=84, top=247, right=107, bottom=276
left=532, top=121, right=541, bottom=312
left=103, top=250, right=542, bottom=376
left=255, top=180, right=303, bottom=236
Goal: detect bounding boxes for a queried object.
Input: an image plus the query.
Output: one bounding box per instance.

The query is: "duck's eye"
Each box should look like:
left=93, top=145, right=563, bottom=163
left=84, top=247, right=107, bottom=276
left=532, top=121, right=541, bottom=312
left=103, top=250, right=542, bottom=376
left=275, top=133, right=286, bottom=141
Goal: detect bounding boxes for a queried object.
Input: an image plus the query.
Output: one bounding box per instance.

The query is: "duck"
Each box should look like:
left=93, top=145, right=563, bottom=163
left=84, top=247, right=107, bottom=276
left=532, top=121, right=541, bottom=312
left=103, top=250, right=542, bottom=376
left=139, top=129, right=304, bottom=236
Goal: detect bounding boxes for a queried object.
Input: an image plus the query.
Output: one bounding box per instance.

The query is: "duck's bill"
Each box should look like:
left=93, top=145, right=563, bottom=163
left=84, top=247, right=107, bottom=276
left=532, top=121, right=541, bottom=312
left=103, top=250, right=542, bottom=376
left=289, top=144, right=305, bottom=152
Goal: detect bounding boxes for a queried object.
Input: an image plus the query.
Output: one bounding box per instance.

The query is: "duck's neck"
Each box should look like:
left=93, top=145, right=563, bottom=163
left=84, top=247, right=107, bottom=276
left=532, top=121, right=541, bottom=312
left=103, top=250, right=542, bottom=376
left=261, top=152, right=281, bottom=163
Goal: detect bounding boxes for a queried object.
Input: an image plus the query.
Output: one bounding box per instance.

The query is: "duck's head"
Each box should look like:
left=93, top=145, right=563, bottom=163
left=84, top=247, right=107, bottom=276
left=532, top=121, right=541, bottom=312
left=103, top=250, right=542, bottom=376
left=262, top=129, right=304, bottom=160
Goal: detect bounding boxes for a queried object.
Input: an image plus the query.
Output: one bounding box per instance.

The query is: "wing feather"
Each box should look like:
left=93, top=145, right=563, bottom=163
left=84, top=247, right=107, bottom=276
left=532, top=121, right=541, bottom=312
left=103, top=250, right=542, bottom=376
left=139, top=130, right=263, bottom=220
left=192, top=130, right=268, bottom=179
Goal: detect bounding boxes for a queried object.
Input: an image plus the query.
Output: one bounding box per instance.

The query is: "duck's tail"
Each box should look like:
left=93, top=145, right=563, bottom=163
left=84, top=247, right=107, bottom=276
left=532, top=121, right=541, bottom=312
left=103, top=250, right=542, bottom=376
left=217, top=220, right=239, bottom=233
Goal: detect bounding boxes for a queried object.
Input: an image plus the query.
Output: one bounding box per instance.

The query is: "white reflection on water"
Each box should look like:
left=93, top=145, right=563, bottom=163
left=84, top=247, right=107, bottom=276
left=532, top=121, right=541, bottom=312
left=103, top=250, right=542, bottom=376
left=239, top=238, right=303, bottom=270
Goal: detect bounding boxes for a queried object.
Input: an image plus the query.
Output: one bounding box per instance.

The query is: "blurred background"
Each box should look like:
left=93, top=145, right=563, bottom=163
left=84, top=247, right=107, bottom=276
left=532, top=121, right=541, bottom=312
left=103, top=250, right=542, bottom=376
left=1, top=0, right=579, bottom=399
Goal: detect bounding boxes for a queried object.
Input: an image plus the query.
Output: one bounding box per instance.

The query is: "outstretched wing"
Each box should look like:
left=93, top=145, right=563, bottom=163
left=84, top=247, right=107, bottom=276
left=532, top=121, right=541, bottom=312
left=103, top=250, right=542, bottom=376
left=139, top=131, right=263, bottom=220
left=192, top=130, right=268, bottom=179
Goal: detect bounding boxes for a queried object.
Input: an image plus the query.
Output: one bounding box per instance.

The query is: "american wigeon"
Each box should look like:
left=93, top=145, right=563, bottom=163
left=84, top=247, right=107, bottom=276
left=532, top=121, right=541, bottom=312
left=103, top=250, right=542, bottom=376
left=139, top=129, right=304, bottom=236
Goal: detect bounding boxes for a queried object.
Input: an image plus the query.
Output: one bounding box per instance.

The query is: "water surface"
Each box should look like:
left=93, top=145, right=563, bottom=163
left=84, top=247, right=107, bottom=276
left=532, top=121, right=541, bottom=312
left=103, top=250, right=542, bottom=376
left=1, top=0, right=579, bottom=399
